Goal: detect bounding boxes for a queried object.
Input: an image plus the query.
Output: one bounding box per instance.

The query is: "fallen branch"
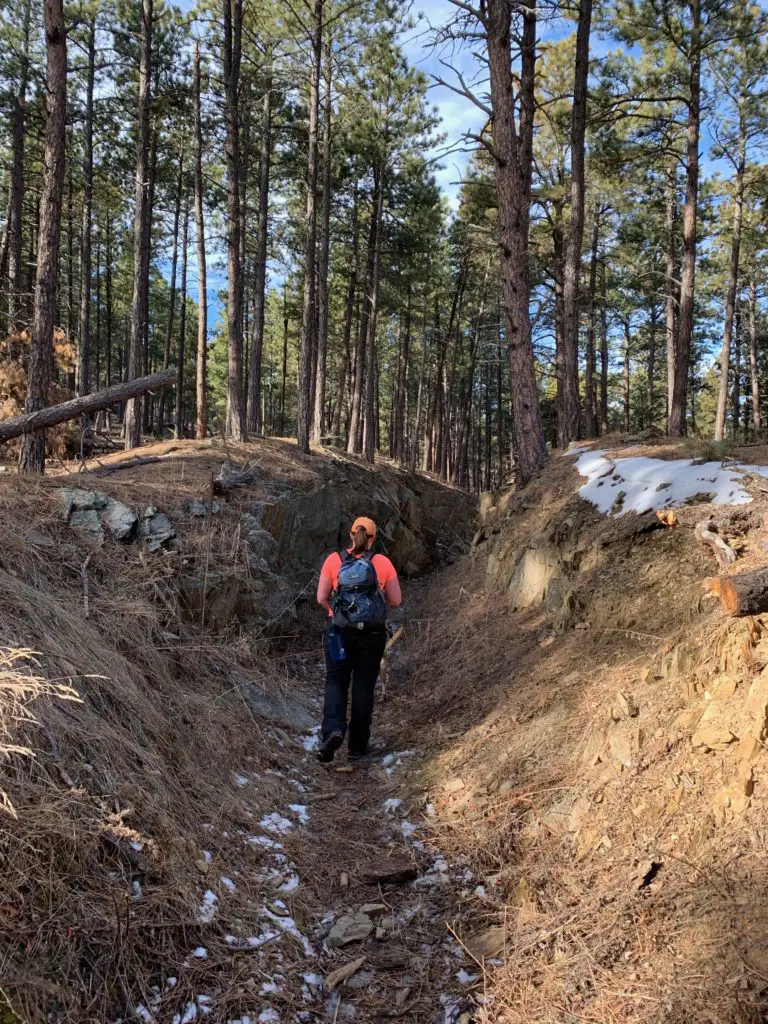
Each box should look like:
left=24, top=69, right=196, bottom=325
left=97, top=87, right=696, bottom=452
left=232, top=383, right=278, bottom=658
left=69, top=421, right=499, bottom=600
left=85, top=454, right=172, bottom=477
left=704, top=568, right=768, bottom=617
left=81, top=554, right=92, bottom=619
left=694, top=519, right=737, bottom=569
left=0, top=369, right=177, bottom=443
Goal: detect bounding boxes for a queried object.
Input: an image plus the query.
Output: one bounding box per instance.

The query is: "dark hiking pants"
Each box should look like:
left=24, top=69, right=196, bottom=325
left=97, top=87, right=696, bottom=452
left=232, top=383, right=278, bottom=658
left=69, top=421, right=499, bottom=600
left=322, top=626, right=387, bottom=755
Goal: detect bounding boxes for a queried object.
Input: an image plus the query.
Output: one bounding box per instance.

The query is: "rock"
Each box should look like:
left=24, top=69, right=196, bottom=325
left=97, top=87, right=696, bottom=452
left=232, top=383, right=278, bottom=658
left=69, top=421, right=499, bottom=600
left=507, top=537, right=565, bottom=611
left=69, top=508, right=104, bottom=542
left=195, top=859, right=210, bottom=874
left=60, top=488, right=108, bottom=517
left=139, top=506, right=176, bottom=552
left=616, top=691, right=639, bottom=718
left=359, top=857, right=418, bottom=885
left=609, top=728, right=644, bottom=768
left=710, top=675, right=738, bottom=701
left=464, top=926, right=506, bottom=961
left=327, top=912, right=373, bottom=948
left=26, top=530, right=55, bottom=550
left=443, top=778, right=465, bottom=794
left=186, top=498, right=221, bottom=517
left=498, top=780, right=514, bottom=795
left=660, top=645, right=697, bottom=680
left=236, top=679, right=315, bottom=732
left=243, top=524, right=279, bottom=568
left=691, top=702, right=737, bottom=750
left=746, top=672, right=768, bottom=736
left=103, top=498, right=138, bottom=541
left=359, top=903, right=386, bottom=917
left=179, top=571, right=242, bottom=629
left=324, top=956, right=367, bottom=992
left=675, top=707, right=704, bottom=733
left=738, top=734, right=763, bottom=763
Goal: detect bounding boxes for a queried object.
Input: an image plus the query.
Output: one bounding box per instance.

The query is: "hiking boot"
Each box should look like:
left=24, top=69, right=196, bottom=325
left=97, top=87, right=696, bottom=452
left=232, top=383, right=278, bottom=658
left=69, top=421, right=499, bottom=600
left=348, top=749, right=381, bottom=766
left=317, top=731, right=343, bottom=764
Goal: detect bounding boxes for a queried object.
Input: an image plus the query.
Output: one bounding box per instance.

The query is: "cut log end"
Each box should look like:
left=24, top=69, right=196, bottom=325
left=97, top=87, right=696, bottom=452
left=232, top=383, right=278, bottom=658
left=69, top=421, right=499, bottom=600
left=704, top=571, right=768, bottom=617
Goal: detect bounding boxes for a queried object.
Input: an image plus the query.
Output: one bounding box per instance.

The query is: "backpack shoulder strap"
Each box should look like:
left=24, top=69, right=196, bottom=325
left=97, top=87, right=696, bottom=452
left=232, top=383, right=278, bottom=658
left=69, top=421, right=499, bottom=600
left=339, top=548, right=353, bottom=564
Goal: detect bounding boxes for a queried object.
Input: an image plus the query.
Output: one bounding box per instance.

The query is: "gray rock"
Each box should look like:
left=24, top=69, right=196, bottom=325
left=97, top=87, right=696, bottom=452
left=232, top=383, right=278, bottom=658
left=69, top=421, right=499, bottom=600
left=186, top=498, right=221, bottom=517
left=328, top=912, right=373, bottom=948
left=103, top=498, right=138, bottom=542
left=69, top=509, right=104, bottom=542
left=60, top=488, right=108, bottom=518
left=243, top=525, right=278, bottom=567
left=238, top=681, right=315, bottom=732
left=26, top=530, right=55, bottom=550
left=139, top=507, right=176, bottom=552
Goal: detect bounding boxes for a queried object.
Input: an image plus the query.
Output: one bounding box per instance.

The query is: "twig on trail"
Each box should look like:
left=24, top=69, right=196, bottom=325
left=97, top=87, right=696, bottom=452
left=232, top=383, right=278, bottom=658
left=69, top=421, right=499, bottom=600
left=81, top=554, right=93, bottom=619
left=599, top=628, right=663, bottom=641
left=332, top=993, right=342, bottom=1024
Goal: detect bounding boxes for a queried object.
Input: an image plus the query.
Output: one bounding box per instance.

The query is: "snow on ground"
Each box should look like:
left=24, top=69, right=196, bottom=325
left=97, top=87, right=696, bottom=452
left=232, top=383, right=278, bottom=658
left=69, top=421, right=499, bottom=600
left=574, top=449, right=768, bottom=516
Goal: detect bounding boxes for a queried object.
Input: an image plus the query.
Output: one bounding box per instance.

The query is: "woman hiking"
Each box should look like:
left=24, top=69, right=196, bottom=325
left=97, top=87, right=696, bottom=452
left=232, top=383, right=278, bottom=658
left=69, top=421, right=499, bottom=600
left=316, top=516, right=401, bottom=764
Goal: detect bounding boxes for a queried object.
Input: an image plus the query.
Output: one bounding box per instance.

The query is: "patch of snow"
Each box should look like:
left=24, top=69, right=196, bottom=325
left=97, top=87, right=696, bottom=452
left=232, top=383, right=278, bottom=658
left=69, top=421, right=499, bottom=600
left=288, top=803, right=309, bottom=825
left=262, top=908, right=315, bottom=957
left=198, top=890, right=217, bottom=923
left=380, top=754, right=395, bottom=768
left=191, top=947, right=208, bottom=959
left=220, top=875, right=236, bottom=893
left=302, top=972, right=323, bottom=987
left=234, top=773, right=249, bottom=787
left=278, top=873, right=300, bottom=893
left=258, top=1010, right=280, bottom=1024
left=172, top=1003, right=197, bottom=1024
left=574, top=449, right=768, bottom=517
left=474, top=885, right=486, bottom=897
left=425, top=803, right=436, bottom=817
left=457, top=969, right=479, bottom=985
left=301, top=727, right=321, bottom=751
left=227, top=1018, right=254, bottom=1024
left=133, top=1005, right=154, bottom=1023
left=225, top=931, right=279, bottom=949
left=129, top=841, right=143, bottom=852
left=260, top=812, right=295, bottom=835
left=202, top=850, right=212, bottom=862
left=383, top=798, right=402, bottom=814
left=260, top=981, right=283, bottom=996
left=440, top=994, right=461, bottom=1024
left=248, top=835, right=283, bottom=850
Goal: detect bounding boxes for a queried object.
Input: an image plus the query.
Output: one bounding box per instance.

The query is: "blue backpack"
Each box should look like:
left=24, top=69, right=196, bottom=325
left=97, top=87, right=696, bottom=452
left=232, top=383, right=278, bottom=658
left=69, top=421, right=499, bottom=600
left=332, top=550, right=387, bottom=628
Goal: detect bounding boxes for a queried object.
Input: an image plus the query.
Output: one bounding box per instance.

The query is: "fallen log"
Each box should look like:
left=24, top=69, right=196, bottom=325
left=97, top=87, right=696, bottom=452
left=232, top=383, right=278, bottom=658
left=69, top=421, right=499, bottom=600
left=695, top=518, right=737, bottom=569
left=0, top=369, right=177, bottom=444
left=703, top=569, right=768, bottom=616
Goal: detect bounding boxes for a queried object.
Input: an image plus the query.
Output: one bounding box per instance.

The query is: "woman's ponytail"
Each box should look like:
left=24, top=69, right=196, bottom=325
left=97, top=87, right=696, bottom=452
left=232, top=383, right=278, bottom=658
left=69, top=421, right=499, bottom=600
left=351, top=526, right=368, bottom=553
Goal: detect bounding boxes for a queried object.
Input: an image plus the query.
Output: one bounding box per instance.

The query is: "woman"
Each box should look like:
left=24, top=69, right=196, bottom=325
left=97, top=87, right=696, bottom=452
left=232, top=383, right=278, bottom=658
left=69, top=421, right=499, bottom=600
left=316, top=516, right=401, bottom=764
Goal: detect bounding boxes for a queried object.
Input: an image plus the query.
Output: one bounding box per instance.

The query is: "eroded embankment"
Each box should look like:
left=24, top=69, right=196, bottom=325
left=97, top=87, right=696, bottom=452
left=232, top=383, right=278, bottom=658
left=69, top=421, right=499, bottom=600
left=0, top=438, right=475, bottom=1024
left=396, top=441, right=768, bottom=1024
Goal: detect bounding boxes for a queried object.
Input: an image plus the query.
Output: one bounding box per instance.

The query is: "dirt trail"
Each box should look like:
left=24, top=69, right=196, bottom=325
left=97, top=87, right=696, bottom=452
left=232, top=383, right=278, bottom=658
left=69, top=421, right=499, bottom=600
left=253, top=629, right=479, bottom=1024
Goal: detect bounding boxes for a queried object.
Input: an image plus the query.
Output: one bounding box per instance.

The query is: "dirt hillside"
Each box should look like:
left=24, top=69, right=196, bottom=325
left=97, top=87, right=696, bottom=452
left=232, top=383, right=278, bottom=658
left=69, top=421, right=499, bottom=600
left=402, top=438, right=768, bottom=1024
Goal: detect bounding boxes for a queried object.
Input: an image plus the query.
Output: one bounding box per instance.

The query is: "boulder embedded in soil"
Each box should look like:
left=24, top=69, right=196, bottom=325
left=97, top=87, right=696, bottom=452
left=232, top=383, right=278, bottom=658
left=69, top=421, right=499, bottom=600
left=359, top=857, right=418, bottom=885
left=103, top=498, right=138, bottom=541
left=328, top=912, right=373, bottom=948
left=464, top=926, right=506, bottom=961
left=139, top=506, right=176, bottom=552
left=691, top=702, right=737, bottom=751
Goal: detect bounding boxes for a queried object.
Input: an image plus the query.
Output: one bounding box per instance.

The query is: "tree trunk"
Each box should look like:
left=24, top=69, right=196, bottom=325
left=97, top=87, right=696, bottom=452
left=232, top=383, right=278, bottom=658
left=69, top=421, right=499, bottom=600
left=486, top=0, right=546, bottom=484
left=175, top=196, right=189, bottom=439
left=8, top=370, right=176, bottom=445
left=105, top=215, right=112, bottom=388
left=298, top=0, right=324, bottom=452
left=714, top=127, right=746, bottom=441
left=280, top=281, right=289, bottom=436
left=76, top=12, right=96, bottom=397
left=393, top=280, right=412, bottom=462
left=362, top=170, right=384, bottom=463
left=223, top=0, right=245, bottom=440
left=8, top=0, right=32, bottom=335
left=749, top=277, right=760, bottom=434
left=124, top=0, right=153, bottom=450
left=553, top=200, right=565, bottom=417
left=332, top=196, right=358, bottom=441
left=247, top=50, right=272, bottom=436
left=348, top=168, right=381, bottom=454
left=622, top=320, right=631, bottom=432
left=665, top=180, right=677, bottom=430
left=669, top=0, right=701, bottom=437
left=18, top=0, right=67, bottom=474
left=647, top=299, right=657, bottom=427
left=600, top=249, right=608, bottom=433
left=454, top=259, right=490, bottom=486
left=193, top=41, right=207, bottom=441
left=158, top=148, right=184, bottom=436
left=732, top=307, right=741, bottom=436
left=584, top=207, right=599, bottom=437
left=313, top=32, right=333, bottom=442
left=559, top=0, right=592, bottom=448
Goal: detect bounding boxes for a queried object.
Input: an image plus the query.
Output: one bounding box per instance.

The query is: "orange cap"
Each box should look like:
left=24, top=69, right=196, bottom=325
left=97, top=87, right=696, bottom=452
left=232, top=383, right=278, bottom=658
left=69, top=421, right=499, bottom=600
left=351, top=516, right=377, bottom=539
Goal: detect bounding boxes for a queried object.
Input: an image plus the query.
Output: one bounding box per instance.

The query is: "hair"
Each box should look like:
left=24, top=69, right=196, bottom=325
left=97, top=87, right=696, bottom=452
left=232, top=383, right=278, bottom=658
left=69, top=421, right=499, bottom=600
left=351, top=526, right=368, bottom=553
